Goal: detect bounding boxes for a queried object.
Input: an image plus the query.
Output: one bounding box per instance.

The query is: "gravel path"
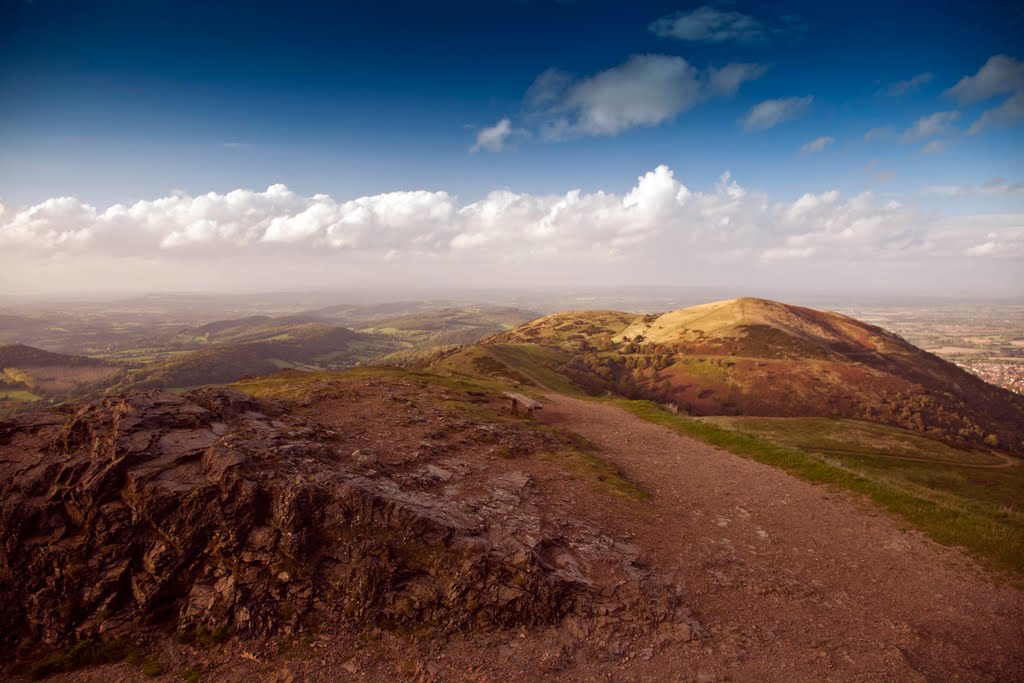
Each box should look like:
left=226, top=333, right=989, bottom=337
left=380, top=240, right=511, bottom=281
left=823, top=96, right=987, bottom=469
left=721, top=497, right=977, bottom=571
left=538, top=393, right=1024, bottom=682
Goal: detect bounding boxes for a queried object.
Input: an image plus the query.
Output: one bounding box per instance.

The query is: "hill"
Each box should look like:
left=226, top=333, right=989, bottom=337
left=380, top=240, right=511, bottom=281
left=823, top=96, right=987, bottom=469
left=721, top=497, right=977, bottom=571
left=0, top=344, right=123, bottom=406
left=115, top=324, right=399, bottom=390
left=426, top=298, right=1024, bottom=453
left=356, top=306, right=540, bottom=347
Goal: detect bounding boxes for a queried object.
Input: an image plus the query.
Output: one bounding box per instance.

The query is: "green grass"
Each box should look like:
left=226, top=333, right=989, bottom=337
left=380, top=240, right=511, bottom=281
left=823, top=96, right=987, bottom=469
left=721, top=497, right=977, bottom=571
left=538, top=448, right=649, bottom=501
left=612, top=399, right=1024, bottom=577
left=19, top=637, right=131, bottom=679
left=0, top=387, right=40, bottom=401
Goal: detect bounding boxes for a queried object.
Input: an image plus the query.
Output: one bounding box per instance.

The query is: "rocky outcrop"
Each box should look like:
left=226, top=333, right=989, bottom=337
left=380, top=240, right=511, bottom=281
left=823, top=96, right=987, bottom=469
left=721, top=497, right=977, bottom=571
left=0, top=387, right=699, bottom=662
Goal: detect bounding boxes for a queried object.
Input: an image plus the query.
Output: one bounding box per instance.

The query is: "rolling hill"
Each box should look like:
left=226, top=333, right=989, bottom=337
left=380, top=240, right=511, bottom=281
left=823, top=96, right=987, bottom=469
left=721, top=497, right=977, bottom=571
left=113, top=323, right=400, bottom=390
left=355, top=306, right=540, bottom=346
left=0, top=344, right=124, bottom=409
left=421, top=298, right=1024, bottom=453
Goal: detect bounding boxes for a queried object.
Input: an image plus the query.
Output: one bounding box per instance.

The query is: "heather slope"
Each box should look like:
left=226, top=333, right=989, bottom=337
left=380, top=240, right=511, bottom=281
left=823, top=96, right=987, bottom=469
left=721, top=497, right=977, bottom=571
left=431, top=298, right=1024, bottom=453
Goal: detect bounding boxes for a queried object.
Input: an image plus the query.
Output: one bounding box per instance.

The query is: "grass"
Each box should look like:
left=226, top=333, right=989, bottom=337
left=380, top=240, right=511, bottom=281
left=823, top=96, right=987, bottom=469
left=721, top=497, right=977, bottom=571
left=0, top=387, right=40, bottom=401
left=611, top=399, right=1024, bottom=577
left=538, top=448, right=649, bottom=501
left=19, top=637, right=132, bottom=679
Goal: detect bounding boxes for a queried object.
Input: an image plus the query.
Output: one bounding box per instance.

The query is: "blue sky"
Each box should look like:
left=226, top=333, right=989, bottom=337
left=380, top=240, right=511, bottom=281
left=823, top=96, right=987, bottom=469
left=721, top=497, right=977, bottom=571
left=0, top=0, right=1022, bottom=295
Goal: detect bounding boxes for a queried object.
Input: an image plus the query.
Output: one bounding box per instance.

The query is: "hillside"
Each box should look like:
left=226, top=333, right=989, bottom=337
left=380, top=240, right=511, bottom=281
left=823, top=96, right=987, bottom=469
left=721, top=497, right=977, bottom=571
left=356, top=306, right=539, bottom=347
left=0, top=344, right=123, bottom=406
left=115, top=324, right=399, bottom=390
left=429, top=298, right=1024, bottom=453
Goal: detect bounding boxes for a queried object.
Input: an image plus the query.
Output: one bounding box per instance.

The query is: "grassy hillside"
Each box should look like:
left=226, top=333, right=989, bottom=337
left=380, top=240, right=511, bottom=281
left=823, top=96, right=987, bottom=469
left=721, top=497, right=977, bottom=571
left=0, top=344, right=123, bottom=402
left=426, top=298, right=1024, bottom=454
left=113, top=324, right=401, bottom=390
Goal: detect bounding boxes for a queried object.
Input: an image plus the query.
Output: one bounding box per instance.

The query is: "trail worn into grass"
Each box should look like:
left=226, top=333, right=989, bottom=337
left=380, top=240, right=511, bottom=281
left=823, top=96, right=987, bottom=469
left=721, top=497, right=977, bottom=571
left=538, top=393, right=1024, bottom=682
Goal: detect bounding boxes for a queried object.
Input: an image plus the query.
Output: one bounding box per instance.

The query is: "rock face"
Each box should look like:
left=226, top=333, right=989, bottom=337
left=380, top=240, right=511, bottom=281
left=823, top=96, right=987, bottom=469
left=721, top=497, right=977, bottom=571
left=0, top=387, right=698, bottom=660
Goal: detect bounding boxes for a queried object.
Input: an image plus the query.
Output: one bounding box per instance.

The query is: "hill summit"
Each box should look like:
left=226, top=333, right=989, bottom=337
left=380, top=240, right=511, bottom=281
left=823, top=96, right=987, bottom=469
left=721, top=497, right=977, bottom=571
left=437, top=298, right=1024, bottom=453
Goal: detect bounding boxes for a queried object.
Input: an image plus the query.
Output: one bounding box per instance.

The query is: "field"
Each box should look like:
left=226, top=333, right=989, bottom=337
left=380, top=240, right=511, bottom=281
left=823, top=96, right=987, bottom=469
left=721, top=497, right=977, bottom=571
left=0, top=388, right=40, bottom=401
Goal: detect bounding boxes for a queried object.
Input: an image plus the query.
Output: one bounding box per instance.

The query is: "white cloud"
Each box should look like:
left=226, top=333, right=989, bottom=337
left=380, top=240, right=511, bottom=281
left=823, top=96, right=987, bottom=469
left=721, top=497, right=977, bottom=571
left=903, top=110, right=960, bottom=140
left=925, top=177, right=1024, bottom=197
left=800, top=136, right=835, bottom=154
left=536, top=55, right=702, bottom=139
left=705, top=63, right=768, bottom=96
left=965, top=229, right=1024, bottom=257
left=742, top=96, right=813, bottom=131
left=527, top=55, right=764, bottom=140
left=883, top=72, right=933, bottom=96
left=948, top=55, right=1024, bottom=135
left=968, top=92, right=1024, bottom=135
left=948, top=55, right=1024, bottom=104
left=470, top=117, right=518, bottom=153
left=649, top=6, right=791, bottom=44
left=922, top=139, right=948, bottom=155
left=3, top=168, right=1019, bottom=296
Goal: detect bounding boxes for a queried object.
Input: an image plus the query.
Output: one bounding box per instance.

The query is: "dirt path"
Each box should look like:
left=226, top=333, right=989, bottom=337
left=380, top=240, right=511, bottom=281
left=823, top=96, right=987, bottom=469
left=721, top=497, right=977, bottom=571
left=538, top=393, right=1024, bottom=682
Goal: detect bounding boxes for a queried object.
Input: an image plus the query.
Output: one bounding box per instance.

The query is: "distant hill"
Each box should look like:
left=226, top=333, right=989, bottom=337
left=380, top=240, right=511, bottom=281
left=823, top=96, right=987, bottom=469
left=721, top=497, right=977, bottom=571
left=357, top=306, right=540, bottom=347
left=425, top=298, right=1024, bottom=453
left=0, top=344, right=123, bottom=402
left=116, top=323, right=399, bottom=390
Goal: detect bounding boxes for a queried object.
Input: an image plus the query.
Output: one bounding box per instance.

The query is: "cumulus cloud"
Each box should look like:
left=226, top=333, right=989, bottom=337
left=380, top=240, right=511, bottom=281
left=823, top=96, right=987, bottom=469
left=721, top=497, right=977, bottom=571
left=470, top=117, right=519, bottom=153
left=648, top=6, right=801, bottom=44
left=947, top=54, right=1024, bottom=134
left=883, top=72, right=933, bottom=96
left=903, top=110, right=960, bottom=140
left=742, top=96, right=813, bottom=131
left=800, top=136, right=835, bottom=154
left=527, top=55, right=764, bottom=140
left=3, top=166, right=993, bottom=274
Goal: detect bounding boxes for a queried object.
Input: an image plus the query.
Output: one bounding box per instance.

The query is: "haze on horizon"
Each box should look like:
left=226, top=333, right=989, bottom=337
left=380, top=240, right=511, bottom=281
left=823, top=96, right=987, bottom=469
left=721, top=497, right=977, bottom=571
left=1, top=0, right=1022, bottom=297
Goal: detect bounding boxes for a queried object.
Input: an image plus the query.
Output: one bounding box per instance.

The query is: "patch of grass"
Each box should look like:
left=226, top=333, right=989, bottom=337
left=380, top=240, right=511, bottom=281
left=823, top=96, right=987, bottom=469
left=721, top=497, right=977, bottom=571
left=20, top=637, right=131, bottom=679
left=0, top=388, right=40, bottom=401
left=176, top=624, right=227, bottom=648
left=613, top=399, right=1024, bottom=576
left=279, top=634, right=315, bottom=660
left=127, top=648, right=165, bottom=677
left=180, top=665, right=201, bottom=683
left=538, top=447, right=649, bottom=501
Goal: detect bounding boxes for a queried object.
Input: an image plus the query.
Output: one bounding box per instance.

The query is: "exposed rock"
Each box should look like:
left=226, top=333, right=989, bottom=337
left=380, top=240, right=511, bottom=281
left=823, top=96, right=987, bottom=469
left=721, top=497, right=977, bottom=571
left=0, top=387, right=699, bottom=663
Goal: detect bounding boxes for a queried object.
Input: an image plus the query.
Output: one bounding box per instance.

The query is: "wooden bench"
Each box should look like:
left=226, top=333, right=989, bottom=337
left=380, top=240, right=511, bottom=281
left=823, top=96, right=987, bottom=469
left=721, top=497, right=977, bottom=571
left=503, top=391, right=543, bottom=418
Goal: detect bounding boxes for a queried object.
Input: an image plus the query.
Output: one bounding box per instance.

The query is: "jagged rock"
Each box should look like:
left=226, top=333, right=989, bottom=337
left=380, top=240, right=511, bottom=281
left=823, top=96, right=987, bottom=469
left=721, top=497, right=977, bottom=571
left=0, top=386, right=700, bottom=663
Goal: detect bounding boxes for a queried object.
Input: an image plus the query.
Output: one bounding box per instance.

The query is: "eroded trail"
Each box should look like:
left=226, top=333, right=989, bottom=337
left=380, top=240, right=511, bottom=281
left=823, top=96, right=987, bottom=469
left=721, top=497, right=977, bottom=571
left=538, top=393, right=1024, bottom=682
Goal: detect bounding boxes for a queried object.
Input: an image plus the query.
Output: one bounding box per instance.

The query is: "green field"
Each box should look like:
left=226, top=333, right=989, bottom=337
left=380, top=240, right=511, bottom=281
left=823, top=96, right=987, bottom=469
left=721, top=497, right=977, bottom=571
left=0, top=388, right=40, bottom=401
left=615, top=401, right=1024, bottom=577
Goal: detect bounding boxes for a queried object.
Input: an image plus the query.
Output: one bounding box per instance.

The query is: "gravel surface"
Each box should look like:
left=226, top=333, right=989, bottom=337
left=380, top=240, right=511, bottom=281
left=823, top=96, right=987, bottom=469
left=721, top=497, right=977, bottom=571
left=538, top=393, right=1024, bottom=682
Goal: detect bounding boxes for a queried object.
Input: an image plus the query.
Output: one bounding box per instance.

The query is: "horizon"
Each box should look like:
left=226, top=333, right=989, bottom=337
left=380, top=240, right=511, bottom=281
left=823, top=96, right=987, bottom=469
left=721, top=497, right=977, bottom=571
left=1, top=0, right=1023, bottom=297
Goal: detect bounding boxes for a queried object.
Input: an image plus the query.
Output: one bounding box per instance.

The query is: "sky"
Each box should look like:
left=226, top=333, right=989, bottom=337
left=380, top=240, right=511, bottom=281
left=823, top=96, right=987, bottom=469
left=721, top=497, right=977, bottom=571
left=0, top=0, right=1022, bottom=297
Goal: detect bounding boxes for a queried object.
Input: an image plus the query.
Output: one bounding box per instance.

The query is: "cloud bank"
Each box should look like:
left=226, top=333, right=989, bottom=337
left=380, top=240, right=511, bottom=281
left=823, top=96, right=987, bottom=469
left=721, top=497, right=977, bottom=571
left=3, top=167, right=1018, bottom=284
